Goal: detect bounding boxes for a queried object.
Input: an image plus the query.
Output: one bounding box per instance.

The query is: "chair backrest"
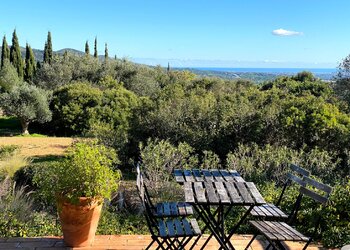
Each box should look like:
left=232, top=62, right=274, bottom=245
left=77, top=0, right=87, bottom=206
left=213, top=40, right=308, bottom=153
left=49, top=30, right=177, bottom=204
left=299, top=176, right=332, bottom=205
left=286, top=164, right=310, bottom=186
left=136, top=164, right=158, bottom=234
left=276, top=164, right=310, bottom=206
left=291, top=177, right=333, bottom=240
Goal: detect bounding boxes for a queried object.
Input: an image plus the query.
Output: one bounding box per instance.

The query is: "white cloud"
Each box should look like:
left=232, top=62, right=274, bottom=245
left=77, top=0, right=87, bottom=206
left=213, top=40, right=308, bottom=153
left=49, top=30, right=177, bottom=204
left=272, top=28, right=303, bottom=36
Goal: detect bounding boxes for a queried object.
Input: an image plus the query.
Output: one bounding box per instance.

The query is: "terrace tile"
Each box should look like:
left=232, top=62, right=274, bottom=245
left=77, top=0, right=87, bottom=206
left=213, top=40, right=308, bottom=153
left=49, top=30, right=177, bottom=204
left=0, top=234, right=324, bottom=250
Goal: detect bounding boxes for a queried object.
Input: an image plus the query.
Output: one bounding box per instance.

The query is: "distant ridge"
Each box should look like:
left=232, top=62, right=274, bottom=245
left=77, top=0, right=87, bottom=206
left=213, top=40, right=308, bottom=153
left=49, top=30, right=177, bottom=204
left=0, top=46, right=336, bottom=82
left=0, top=47, right=98, bottom=61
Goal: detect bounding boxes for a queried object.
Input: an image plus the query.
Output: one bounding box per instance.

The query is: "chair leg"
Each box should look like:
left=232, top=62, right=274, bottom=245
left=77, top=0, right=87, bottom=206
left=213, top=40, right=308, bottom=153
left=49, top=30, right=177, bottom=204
left=174, top=237, right=183, bottom=249
left=302, top=238, right=312, bottom=250
left=146, top=238, right=156, bottom=250
left=245, top=233, right=258, bottom=250
left=155, top=238, right=170, bottom=250
left=165, top=238, right=178, bottom=250
left=182, top=236, right=193, bottom=249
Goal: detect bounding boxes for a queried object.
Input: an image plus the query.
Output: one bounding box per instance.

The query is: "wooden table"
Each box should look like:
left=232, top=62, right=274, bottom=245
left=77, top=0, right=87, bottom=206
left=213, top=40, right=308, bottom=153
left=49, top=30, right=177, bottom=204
left=174, top=169, right=266, bottom=250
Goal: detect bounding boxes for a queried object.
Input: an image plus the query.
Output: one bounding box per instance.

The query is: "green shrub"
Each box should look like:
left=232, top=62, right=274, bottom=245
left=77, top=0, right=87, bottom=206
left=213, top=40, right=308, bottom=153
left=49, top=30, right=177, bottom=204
left=97, top=206, right=148, bottom=235
left=0, top=211, right=61, bottom=238
left=51, top=82, right=102, bottom=135
left=86, top=85, right=140, bottom=156
left=226, top=143, right=339, bottom=185
left=33, top=141, right=121, bottom=204
left=0, top=212, right=29, bottom=237
left=320, top=180, right=350, bottom=247
left=140, top=139, right=197, bottom=202
left=26, top=212, right=61, bottom=237
left=200, top=150, right=221, bottom=169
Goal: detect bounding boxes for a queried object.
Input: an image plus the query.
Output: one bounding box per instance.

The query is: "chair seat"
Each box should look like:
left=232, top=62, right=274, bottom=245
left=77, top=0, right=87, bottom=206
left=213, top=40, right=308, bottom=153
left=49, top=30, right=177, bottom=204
left=250, top=220, right=309, bottom=242
left=248, top=203, right=288, bottom=219
left=154, top=202, right=193, bottom=217
left=158, top=218, right=201, bottom=238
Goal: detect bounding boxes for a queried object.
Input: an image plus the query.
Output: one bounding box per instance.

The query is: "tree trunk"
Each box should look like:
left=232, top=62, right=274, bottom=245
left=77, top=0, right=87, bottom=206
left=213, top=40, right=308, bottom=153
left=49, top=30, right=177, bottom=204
left=20, top=119, right=30, bottom=135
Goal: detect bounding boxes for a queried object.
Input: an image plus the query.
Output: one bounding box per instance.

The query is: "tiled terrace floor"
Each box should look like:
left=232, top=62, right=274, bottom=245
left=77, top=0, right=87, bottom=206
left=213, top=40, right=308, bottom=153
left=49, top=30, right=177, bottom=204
left=0, top=234, right=324, bottom=250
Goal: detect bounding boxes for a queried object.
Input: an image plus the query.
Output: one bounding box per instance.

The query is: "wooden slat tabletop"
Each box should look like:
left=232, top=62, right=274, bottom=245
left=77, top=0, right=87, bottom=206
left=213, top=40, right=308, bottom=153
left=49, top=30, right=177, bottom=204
left=202, top=169, right=215, bottom=182
left=183, top=181, right=265, bottom=205
left=204, top=181, right=220, bottom=204
left=192, top=169, right=204, bottom=182
left=184, top=169, right=196, bottom=182
left=174, top=169, right=245, bottom=183
left=174, top=169, right=185, bottom=183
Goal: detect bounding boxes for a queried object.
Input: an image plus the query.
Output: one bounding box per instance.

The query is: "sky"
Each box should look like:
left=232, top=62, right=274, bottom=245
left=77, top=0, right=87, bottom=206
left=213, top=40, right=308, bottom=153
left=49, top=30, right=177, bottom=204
left=1, top=0, right=350, bottom=68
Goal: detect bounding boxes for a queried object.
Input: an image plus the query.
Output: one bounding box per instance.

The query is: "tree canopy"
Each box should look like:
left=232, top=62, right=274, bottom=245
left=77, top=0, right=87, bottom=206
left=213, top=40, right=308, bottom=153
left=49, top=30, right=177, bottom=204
left=0, top=83, right=52, bottom=134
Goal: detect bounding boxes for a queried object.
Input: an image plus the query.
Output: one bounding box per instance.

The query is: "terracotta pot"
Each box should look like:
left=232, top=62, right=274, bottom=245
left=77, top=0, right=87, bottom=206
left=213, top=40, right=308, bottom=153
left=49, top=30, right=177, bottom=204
left=57, top=197, right=103, bottom=247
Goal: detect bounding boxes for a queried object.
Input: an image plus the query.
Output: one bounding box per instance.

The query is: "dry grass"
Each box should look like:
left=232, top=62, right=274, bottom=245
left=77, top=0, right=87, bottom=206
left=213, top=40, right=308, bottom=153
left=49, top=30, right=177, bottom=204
left=0, top=154, right=30, bottom=178
left=0, top=137, right=73, bottom=157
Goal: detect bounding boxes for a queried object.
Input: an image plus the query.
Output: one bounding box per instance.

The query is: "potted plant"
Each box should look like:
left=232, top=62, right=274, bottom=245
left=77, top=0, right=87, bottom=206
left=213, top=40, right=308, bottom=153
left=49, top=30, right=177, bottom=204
left=34, top=141, right=121, bottom=247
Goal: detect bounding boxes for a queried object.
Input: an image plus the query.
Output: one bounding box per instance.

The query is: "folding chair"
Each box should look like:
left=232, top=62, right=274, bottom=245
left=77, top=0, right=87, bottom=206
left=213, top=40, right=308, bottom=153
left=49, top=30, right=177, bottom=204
left=136, top=166, right=201, bottom=250
left=248, top=164, right=310, bottom=223
left=245, top=176, right=332, bottom=250
left=136, top=164, right=194, bottom=218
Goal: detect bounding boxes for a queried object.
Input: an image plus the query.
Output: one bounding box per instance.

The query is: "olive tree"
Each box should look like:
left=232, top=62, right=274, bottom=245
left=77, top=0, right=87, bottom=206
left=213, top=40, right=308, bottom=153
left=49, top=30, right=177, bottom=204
left=0, top=83, right=52, bottom=134
left=0, top=59, right=20, bottom=92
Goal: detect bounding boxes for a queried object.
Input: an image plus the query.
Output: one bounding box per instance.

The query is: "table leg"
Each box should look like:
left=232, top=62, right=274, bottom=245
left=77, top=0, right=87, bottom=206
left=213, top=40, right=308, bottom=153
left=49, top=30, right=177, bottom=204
left=200, top=204, right=236, bottom=250
left=193, top=204, right=231, bottom=250
left=196, top=206, right=220, bottom=250
left=228, top=205, right=254, bottom=240
left=202, top=205, right=234, bottom=249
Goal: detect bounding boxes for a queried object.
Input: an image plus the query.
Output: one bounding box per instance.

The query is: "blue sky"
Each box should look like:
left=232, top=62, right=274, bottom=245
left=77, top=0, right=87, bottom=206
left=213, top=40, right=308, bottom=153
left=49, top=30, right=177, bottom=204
left=1, top=0, right=349, bottom=68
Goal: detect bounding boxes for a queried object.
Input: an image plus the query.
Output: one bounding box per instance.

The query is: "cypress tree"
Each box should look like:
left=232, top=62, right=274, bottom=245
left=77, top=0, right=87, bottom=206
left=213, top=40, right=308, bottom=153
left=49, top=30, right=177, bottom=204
left=63, top=50, right=68, bottom=60
left=94, top=37, right=98, bottom=58
left=43, top=42, right=48, bottom=63
left=43, top=31, right=53, bottom=64
left=104, top=43, right=108, bottom=61
left=85, top=41, right=90, bottom=56
left=1, top=35, right=10, bottom=69
left=24, top=43, right=36, bottom=82
left=167, top=62, right=170, bottom=73
left=36, top=61, right=41, bottom=70
left=47, top=31, right=53, bottom=63
left=10, top=29, right=24, bottom=78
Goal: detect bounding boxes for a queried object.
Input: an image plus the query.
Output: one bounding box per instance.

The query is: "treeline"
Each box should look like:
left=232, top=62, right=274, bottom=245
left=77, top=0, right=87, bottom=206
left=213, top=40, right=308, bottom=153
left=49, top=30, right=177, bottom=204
left=1, top=31, right=350, bottom=166
left=1, top=30, right=350, bottom=168
left=0, top=30, right=111, bottom=80
left=0, top=30, right=112, bottom=134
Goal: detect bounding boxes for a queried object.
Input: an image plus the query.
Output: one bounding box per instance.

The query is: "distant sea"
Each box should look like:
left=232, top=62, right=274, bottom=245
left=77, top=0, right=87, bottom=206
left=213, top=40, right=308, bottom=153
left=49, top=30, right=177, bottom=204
left=178, top=67, right=337, bottom=81
left=193, top=67, right=337, bottom=74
